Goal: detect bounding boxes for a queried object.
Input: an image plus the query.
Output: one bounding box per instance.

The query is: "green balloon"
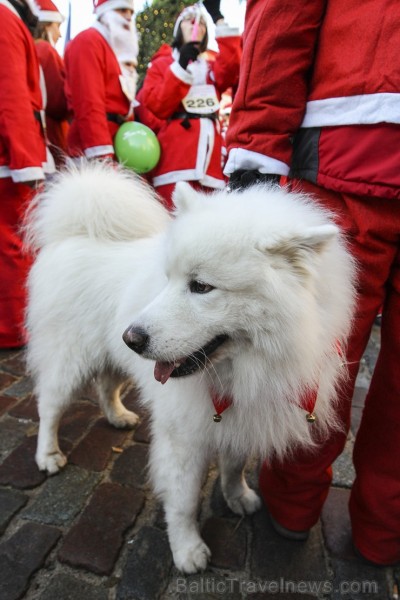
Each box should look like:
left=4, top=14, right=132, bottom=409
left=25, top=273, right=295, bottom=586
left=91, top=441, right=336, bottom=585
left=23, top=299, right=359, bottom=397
left=114, top=122, right=161, bottom=174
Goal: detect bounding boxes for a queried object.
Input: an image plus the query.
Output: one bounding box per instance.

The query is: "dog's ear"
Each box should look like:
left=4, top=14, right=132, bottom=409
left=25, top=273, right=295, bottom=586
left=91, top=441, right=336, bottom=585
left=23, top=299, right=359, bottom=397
left=173, top=182, right=202, bottom=213
left=261, top=224, right=339, bottom=275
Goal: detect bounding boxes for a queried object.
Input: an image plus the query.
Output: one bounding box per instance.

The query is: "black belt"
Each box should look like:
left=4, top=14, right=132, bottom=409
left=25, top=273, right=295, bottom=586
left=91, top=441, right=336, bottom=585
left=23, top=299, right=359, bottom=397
left=106, top=112, right=128, bottom=125
left=170, top=111, right=218, bottom=130
left=170, top=111, right=218, bottom=121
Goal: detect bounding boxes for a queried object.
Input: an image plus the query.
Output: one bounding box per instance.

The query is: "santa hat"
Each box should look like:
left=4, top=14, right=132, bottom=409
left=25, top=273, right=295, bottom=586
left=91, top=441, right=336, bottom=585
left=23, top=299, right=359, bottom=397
left=173, top=3, right=208, bottom=38
left=93, top=0, right=134, bottom=18
left=34, top=0, right=64, bottom=23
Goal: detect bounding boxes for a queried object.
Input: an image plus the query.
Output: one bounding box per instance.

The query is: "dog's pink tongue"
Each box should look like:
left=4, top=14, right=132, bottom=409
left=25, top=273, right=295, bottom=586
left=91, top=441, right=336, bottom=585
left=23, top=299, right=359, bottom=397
left=154, top=361, right=176, bottom=385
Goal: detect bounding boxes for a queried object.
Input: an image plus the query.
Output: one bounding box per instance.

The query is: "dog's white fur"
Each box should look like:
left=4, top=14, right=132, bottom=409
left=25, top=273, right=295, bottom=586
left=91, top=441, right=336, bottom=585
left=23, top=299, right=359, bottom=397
left=25, top=162, right=355, bottom=573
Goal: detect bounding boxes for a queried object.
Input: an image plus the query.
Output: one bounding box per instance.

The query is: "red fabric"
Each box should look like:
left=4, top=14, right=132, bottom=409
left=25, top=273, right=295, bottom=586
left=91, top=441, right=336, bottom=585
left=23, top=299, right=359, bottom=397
left=138, top=37, right=241, bottom=201
left=0, top=5, right=46, bottom=181
left=35, top=40, right=69, bottom=166
left=64, top=27, right=131, bottom=158
left=308, top=0, right=400, bottom=101
left=0, top=178, right=34, bottom=348
left=226, top=0, right=400, bottom=199
left=317, top=124, right=400, bottom=200
left=259, top=180, right=400, bottom=564
left=211, top=392, right=232, bottom=416
left=36, top=0, right=60, bottom=13
left=135, top=96, right=164, bottom=135
left=227, top=0, right=326, bottom=165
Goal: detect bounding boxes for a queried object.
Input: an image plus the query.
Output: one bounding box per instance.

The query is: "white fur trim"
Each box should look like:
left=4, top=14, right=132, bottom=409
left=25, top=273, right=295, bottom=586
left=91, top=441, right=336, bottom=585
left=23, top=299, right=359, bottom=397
left=84, top=145, right=115, bottom=158
left=153, top=169, right=199, bottom=187
left=0, top=0, right=19, bottom=17
left=224, top=148, right=290, bottom=176
left=199, top=174, right=225, bottom=188
left=94, top=0, right=134, bottom=18
left=170, top=60, right=194, bottom=85
left=301, top=93, right=400, bottom=127
left=37, top=10, right=64, bottom=22
left=215, top=24, right=240, bottom=38
left=173, top=4, right=208, bottom=38
left=153, top=119, right=222, bottom=188
left=0, top=165, right=45, bottom=182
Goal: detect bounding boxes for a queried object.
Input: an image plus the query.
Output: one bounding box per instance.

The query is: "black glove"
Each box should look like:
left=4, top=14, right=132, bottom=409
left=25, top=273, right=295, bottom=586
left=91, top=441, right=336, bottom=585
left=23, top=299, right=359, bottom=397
left=178, top=42, right=201, bottom=69
left=228, top=170, right=281, bottom=191
left=203, top=0, right=224, bottom=23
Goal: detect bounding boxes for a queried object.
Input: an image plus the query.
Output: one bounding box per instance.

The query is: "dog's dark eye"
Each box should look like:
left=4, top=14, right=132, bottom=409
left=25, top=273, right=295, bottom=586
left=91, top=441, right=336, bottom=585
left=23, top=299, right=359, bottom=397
left=189, top=280, right=214, bottom=294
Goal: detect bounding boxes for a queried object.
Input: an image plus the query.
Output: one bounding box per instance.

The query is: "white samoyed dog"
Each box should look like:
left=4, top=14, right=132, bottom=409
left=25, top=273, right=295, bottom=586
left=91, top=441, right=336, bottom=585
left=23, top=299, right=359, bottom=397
left=25, top=162, right=355, bottom=573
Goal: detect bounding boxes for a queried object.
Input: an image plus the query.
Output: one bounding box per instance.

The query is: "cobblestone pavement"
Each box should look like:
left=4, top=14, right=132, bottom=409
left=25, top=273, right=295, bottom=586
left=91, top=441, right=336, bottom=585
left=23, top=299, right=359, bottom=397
left=0, top=324, right=398, bottom=600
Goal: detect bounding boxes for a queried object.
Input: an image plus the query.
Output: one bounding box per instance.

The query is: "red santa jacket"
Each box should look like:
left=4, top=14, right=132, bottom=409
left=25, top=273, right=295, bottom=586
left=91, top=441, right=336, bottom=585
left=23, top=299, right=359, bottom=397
left=64, top=24, right=132, bottom=159
left=0, top=2, right=47, bottom=183
left=35, top=39, right=69, bottom=166
left=137, top=26, right=241, bottom=189
left=226, top=0, right=400, bottom=199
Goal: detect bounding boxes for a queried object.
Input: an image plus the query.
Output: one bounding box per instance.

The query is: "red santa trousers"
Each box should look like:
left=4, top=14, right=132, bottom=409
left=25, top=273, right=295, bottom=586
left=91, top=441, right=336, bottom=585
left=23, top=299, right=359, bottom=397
left=259, top=180, right=400, bottom=565
left=0, top=178, right=34, bottom=348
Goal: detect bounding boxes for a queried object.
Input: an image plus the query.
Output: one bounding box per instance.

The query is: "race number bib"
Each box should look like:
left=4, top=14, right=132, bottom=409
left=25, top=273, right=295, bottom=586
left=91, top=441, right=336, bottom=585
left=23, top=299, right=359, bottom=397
left=182, top=84, right=220, bottom=115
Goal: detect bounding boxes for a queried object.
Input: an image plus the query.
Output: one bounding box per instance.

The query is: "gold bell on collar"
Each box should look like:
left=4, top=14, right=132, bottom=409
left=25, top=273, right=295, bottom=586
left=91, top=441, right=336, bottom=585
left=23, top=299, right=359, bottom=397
left=306, top=412, right=316, bottom=423
left=213, top=413, right=222, bottom=423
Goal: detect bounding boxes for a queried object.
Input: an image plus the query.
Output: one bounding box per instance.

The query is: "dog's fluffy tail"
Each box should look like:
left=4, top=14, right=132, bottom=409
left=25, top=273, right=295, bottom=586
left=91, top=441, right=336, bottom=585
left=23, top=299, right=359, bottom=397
left=24, top=161, right=171, bottom=251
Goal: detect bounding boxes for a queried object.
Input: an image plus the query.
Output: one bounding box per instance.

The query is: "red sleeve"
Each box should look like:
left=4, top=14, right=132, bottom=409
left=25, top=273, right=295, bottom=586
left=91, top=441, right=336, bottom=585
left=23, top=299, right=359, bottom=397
left=64, top=31, right=114, bottom=154
left=139, top=52, right=191, bottom=120
left=0, top=12, right=46, bottom=178
left=36, top=41, right=68, bottom=121
left=135, top=88, right=165, bottom=134
left=226, top=0, right=326, bottom=166
left=212, top=33, right=242, bottom=94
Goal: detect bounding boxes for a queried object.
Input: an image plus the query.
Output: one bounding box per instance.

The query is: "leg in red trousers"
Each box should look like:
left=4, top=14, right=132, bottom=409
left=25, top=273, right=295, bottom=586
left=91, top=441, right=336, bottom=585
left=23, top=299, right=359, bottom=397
left=0, top=178, right=33, bottom=348
left=350, top=247, right=400, bottom=565
left=259, top=181, right=400, bottom=564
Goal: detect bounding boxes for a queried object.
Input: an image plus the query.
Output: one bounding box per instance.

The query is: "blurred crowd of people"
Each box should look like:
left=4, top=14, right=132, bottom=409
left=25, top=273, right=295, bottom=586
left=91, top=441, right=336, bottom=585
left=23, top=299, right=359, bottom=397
left=0, top=0, right=241, bottom=348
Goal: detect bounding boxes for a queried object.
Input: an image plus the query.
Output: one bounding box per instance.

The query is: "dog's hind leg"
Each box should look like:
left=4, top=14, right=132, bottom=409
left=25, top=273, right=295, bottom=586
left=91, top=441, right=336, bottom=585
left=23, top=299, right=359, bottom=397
left=96, top=371, right=139, bottom=429
left=149, top=432, right=211, bottom=573
left=219, top=453, right=262, bottom=516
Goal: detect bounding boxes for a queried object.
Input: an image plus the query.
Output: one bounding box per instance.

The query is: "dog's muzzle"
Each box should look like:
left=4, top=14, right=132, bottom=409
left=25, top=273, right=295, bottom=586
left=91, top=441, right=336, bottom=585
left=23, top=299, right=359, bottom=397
left=122, top=326, right=229, bottom=384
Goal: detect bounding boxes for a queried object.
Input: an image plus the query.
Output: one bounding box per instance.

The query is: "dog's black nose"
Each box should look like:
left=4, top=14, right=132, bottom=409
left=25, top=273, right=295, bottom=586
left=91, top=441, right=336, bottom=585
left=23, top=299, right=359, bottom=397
left=122, top=326, right=149, bottom=354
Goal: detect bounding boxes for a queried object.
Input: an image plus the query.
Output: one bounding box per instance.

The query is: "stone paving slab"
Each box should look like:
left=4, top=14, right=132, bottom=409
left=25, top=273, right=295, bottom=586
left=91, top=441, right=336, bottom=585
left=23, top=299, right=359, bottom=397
left=21, top=466, right=101, bottom=526
left=0, top=522, right=60, bottom=600
left=59, top=482, right=145, bottom=575
left=68, top=418, right=133, bottom=472
left=0, top=436, right=46, bottom=490
left=117, top=526, right=173, bottom=600
left=0, top=325, right=398, bottom=600
left=38, top=573, right=109, bottom=600
left=0, top=488, right=28, bottom=534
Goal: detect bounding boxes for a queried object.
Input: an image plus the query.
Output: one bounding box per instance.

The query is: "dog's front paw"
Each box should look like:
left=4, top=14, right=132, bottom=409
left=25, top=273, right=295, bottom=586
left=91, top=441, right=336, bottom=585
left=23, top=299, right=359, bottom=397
left=227, top=488, right=262, bottom=516
left=108, top=409, right=139, bottom=429
left=36, top=450, right=67, bottom=474
left=173, top=540, right=211, bottom=574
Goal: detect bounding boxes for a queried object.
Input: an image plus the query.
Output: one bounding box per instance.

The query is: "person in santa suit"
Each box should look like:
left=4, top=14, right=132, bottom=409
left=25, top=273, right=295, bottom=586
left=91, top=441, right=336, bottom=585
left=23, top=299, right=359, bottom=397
left=135, top=0, right=241, bottom=210
left=33, top=0, right=69, bottom=167
left=0, top=0, right=53, bottom=349
left=225, top=0, right=400, bottom=567
left=64, top=0, right=138, bottom=161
